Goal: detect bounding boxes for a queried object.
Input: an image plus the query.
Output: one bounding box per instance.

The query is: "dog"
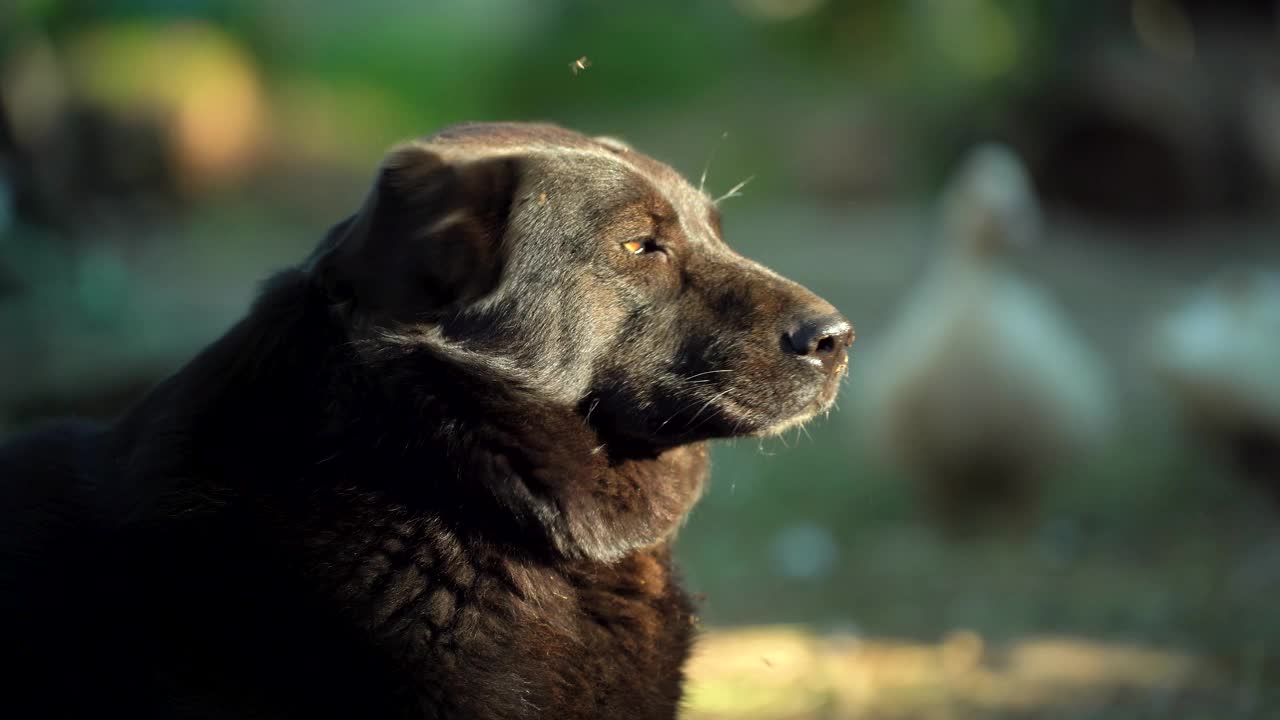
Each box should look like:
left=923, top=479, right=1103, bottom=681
left=0, top=122, right=852, bottom=718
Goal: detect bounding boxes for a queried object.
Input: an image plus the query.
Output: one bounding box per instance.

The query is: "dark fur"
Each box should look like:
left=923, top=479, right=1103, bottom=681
left=0, top=123, right=850, bottom=718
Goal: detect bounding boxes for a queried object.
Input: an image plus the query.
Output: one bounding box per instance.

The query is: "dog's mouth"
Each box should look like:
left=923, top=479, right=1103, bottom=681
left=673, top=349, right=850, bottom=441
left=751, top=354, right=849, bottom=437
left=588, top=332, right=851, bottom=447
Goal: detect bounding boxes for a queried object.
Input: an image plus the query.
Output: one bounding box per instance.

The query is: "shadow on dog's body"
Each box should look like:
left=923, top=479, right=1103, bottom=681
left=0, top=123, right=851, bottom=718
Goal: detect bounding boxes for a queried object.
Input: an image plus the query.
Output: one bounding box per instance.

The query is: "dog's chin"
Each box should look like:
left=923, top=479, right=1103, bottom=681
left=710, top=370, right=845, bottom=440
left=753, top=378, right=843, bottom=438
left=621, top=361, right=849, bottom=445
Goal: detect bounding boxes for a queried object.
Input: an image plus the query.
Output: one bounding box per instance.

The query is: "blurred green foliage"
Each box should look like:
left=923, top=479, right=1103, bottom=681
left=1, top=0, right=1109, bottom=193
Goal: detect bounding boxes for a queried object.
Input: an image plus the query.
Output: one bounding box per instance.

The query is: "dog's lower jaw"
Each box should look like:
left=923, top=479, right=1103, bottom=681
left=751, top=368, right=847, bottom=439
left=754, top=408, right=821, bottom=439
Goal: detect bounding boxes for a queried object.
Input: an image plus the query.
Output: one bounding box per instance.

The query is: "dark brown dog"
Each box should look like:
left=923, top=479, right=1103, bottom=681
left=0, top=122, right=851, bottom=718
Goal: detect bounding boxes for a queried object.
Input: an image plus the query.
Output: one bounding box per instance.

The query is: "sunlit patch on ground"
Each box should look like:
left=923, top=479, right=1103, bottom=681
left=684, top=625, right=1262, bottom=719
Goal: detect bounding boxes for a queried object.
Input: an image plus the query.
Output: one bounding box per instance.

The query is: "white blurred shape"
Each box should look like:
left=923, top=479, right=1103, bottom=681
left=858, top=143, right=1114, bottom=527
left=1150, top=268, right=1280, bottom=433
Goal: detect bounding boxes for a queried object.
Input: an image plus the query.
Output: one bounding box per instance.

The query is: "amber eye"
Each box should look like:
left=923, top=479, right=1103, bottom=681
left=622, top=238, right=661, bottom=255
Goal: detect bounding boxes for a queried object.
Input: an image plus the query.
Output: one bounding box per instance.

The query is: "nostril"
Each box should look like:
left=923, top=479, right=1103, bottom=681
left=785, top=314, right=852, bottom=357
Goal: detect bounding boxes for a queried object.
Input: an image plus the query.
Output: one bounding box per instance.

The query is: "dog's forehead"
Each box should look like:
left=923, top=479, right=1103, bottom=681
left=419, top=122, right=717, bottom=236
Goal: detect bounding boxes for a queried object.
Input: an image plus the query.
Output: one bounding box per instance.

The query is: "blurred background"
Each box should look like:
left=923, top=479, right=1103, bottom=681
left=2, top=1, right=1279, bottom=717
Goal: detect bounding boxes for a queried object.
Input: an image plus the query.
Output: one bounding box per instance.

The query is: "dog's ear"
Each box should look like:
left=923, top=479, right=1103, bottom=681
left=308, top=143, right=520, bottom=318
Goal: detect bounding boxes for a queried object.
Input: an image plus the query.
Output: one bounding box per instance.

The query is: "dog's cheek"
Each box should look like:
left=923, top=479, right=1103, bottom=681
left=471, top=272, right=631, bottom=402
left=576, top=280, right=631, bottom=359
left=585, top=333, right=684, bottom=438
left=627, top=261, right=680, bottom=299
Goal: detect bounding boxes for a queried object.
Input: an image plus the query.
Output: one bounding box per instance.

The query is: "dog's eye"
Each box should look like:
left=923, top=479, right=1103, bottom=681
left=622, top=238, right=662, bottom=256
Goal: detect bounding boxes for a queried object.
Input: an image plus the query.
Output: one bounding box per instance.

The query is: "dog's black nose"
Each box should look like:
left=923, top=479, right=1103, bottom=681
left=784, top=314, right=854, bottom=369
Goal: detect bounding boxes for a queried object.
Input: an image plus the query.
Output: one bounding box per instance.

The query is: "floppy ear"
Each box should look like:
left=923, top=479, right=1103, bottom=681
left=308, top=143, right=521, bottom=319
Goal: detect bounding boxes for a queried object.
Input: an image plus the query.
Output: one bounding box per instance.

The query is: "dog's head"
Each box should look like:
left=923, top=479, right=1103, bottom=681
left=309, top=122, right=851, bottom=448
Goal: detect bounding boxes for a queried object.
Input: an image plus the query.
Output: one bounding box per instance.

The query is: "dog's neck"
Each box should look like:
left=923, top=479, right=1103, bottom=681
left=111, top=268, right=708, bottom=563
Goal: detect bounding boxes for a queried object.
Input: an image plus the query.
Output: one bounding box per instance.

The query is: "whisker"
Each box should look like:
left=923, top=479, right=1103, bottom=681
left=682, top=372, right=734, bottom=388
left=659, top=391, right=726, bottom=431
left=714, top=175, right=755, bottom=205
left=683, top=389, right=734, bottom=430
left=699, top=131, right=729, bottom=195
left=686, top=369, right=734, bottom=380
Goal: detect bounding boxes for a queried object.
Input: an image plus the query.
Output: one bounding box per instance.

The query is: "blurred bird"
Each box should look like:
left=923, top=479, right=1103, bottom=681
left=1149, top=268, right=1280, bottom=499
left=858, top=143, right=1114, bottom=534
